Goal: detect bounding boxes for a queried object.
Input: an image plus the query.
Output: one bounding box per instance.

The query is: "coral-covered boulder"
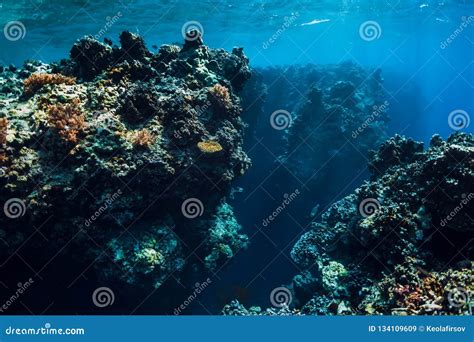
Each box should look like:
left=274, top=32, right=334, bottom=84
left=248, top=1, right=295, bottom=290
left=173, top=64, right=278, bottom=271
left=0, top=31, right=251, bottom=305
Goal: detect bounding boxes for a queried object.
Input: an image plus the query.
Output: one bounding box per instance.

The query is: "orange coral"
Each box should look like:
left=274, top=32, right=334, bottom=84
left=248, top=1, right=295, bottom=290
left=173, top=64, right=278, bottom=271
left=47, top=99, right=86, bottom=143
left=197, top=141, right=223, bottom=153
left=24, top=73, right=76, bottom=95
left=133, top=129, right=155, bottom=148
left=209, top=84, right=231, bottom=108
left=0, top=118, right=7, bottom=146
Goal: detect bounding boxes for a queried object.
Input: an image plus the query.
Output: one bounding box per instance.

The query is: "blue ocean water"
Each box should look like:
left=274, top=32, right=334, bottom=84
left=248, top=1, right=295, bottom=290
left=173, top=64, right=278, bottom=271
left=0, top=0, right=473, bottom=314
left=1, top=0, right=473, bottom=141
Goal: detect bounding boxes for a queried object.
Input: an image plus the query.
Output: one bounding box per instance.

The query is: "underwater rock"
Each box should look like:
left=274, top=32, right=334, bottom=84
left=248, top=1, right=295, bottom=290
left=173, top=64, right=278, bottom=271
left=292, top=132, right=474, bottom=315
left=0, top=31, right=251, bottom=297
left=222, top=299, right=301, bottom=316
left=228, top=133, right=473, bottom=315
left=281, top=62, right=388, bottom=187
left=240, top=62, right=389, bottom=207
left=68, top=37, right=114, bottom=80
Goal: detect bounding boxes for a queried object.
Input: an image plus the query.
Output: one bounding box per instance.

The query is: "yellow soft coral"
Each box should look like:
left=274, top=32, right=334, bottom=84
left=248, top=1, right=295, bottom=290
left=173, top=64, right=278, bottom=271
left=24, top=73, right=76, bottom=95
left=197, top=141, right=223, bottom=153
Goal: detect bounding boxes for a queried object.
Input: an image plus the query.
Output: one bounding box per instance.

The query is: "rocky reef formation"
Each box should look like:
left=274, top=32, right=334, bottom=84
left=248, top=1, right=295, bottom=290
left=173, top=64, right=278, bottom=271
left=236, top=63, right=390, bottom=244
left=0, top=31, right=251, bottom=306
left=224, top=133, right=473, bottom=315
left=243, top=64, right=388, bottom=192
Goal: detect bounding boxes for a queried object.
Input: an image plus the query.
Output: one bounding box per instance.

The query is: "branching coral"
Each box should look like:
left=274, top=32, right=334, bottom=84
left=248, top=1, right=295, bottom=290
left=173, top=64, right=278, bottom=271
left=0, top=118, right=7, bottom=147
left=46, top=98, right=86, bottom=143
left=197, top=140, right=223, bottom=153
left=209, top=84, right=231, bottom=108
left=133, top=129, right=155, bottom=148
left=24, top=73, right=76, bottom=95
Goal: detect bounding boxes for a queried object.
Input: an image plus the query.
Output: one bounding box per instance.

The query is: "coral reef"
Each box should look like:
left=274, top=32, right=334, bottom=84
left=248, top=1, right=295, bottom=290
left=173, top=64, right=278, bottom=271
left=280, top=64, right=388, bottom=189
left=23, top=73, right=76, bottom=96
left=0, top=30, right=251, bottom=309
left=227, top=133, right=473, bottom=315
left=133, top=128, right=155, bottom=148
left=240, top=63, right=389, bottom=209
left=197, top=141, right=223, bottom=154
left=222, top=299, right=301, bottom=316
left=46, top=98, right=86, bottom=143
left=209, top=83, right=232, bottom=109
left=0, top=117, right=7, bottom=146
left=0, top=117, right=7, bottom=164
